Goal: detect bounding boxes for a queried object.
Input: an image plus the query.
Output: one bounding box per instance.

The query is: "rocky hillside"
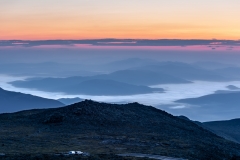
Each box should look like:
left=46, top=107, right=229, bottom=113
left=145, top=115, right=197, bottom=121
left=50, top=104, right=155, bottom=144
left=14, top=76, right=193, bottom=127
left=0, top=100, right=240, bottom=160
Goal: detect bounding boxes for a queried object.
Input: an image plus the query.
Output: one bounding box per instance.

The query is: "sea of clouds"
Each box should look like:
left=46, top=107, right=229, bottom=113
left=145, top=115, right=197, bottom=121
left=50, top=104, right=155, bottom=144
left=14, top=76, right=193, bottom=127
left=1, top=74, right=240, bottom=121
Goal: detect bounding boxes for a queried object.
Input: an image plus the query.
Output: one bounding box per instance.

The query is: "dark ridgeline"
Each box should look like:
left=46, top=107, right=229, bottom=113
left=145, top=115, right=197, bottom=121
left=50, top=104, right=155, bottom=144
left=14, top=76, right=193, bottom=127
left=0, top=100, right=240, bottom=160
left=0, top=87, right=64, bottom=113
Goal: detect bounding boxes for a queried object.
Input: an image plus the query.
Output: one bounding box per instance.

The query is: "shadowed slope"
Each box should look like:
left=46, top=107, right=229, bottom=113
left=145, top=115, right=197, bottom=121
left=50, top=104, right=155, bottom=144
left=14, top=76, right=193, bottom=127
left=203, top=119, right=240, bottom=144
left=0, top=87, right=64, bottom=113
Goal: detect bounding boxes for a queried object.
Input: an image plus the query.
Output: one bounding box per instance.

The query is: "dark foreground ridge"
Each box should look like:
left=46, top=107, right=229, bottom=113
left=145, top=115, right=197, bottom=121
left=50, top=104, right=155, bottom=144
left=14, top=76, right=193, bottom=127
left=0, top=100, right=240, bottom=160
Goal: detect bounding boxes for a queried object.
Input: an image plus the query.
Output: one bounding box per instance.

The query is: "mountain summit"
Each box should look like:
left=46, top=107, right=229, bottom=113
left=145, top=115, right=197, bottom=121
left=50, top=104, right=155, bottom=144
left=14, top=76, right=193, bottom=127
left=0, top=100, right=240, bottom=159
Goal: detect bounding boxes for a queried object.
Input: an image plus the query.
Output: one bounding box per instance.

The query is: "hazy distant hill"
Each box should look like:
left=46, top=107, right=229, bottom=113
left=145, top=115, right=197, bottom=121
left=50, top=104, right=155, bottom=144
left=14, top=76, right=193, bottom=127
left=60, top=79, right=164, bottom=95
left=0, top=100, right=240, bottom=159
left=57, top=97, right=84, bottom=105
left=11, top=76, right=88, bottom=91
left=176, top=92, right=240, bottom=107
left=0, top=87, right=64, bottom=113
left=136, top=62, right=230, bottom=81
left=13, top=78, right=164, bottom=95
left=11, top=69, right=189, bottom=94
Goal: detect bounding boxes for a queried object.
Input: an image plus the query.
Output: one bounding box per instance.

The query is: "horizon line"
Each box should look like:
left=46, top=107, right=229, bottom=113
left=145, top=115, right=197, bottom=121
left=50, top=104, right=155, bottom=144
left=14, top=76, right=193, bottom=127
left=1, top=38, right=240, bottom=41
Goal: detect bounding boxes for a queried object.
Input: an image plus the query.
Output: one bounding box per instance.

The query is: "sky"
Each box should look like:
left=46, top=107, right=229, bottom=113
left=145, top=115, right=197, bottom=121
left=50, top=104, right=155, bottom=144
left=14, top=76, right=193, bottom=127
left=1, top=0, right=240, bottom=40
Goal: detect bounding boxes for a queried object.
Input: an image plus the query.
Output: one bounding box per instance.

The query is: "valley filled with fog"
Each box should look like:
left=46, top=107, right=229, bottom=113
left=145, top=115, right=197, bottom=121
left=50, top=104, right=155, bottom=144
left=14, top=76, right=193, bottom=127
left=1, top=59, right=240, bottom=122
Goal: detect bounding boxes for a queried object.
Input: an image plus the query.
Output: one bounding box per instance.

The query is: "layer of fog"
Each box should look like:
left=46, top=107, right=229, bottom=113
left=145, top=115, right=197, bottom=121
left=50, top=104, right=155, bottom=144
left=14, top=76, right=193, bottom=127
left=1, top=74, right=240, bottom=121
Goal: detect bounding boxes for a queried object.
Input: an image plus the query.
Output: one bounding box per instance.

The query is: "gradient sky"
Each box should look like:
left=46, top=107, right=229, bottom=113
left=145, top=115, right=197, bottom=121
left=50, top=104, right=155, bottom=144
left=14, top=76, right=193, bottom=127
left=1, top=0, right=240, bottom=40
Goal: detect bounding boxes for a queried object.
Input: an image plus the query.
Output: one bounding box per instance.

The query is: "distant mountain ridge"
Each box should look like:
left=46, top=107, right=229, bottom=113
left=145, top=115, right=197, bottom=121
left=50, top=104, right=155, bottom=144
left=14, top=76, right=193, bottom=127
left=12, top=79, right=164, bottom=95
left=10, top=69, right=189, bottom=95
left=0, top=87, right=64, bottom=113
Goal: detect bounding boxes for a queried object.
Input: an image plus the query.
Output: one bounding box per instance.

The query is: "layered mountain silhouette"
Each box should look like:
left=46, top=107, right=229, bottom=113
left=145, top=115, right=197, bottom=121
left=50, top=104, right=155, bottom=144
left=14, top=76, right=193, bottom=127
left=12, top=78, right=164, bottom=95
left=0, top=100, right=240, bottom=159
left=0, top=87, right=64, bottom=113
left=11, top=61, right=237, bottom=97
left=10, top=69, right=189, bottom=95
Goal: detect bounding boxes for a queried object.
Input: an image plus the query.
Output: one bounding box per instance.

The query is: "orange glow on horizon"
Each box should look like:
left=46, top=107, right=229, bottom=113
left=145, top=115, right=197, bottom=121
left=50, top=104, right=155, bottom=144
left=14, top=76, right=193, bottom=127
left=1, top=0, right=240, bottom=40
left=1, top=25, right=240, bottom=40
